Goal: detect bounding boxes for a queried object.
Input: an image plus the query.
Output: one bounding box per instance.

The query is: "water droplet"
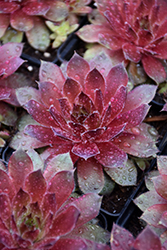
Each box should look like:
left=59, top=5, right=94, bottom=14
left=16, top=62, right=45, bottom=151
left=131, top=127, right=140, bottom=135
left=123, top=142, right=131, bottom=147
left=148, top=126, right=158, bottom=136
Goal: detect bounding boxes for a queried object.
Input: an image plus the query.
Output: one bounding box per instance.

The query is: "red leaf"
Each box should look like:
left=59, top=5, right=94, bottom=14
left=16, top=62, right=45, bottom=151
left=39, top=81, right=62, bottom=111
left=123, top=85, right=157, bottom=113
left=84, top=111, right=101, bottom=130
left=8, top=149, right=33, bottom=192
left=95, top=142, right=127, bottom=168
left=51, top=238, right=87, bottom=250
left=10, top=9, right=34, bottom=32
left=77, top=157, right=104, bottom=193
left=0, top=170, right=15, bottom=201
left=109, top=104, right=150, bottom=129
left=25, top=170, right=47, bottom=204
left=141, top=204, right=167, bottom=228
left=47, top=206, right=80, bottom=237
left=67, top=53, right=90, bottom=88
left=12, top=189, right=30, bottom=218
left=153, top=175, right=167, bottom=200
left=102, top=86, right=126, bottom=126
left=122, top=43, right=142, bottom=63
left=48, top=171, right=74, bottom=209
left=22, top=2, right=49, bottom=15
left=97, top=123, right=126, bottom=142
left=104, top=64, right=128, bottom=106
left=112, top=131, right=158, bottom=158
left=0, top=14, right=10, bottom=37
left=142, top=54, right=166, bottom=83
left=134, top=226, right=162, bottom=250
left=0, top=193, right=11, bottom=224
left=41, top=193, right=57, bottom=219
left=72, top=193, right=102, bottom=228
left=72, top=141, right=100, bottom=160
left=24, top=100, right=59, bottom=127
left=0, top=2, right=19, bottom=13
left=110, top=223, right=134, bottom=250
left=39, top=61, right=65, bottom=90
left=85, top=68, right=105, bottom=100
left=94, top=89, right=104, bottom=114
left=63, top=78, right=82, bottom=104
left=0, top=57, right=24, bottom=78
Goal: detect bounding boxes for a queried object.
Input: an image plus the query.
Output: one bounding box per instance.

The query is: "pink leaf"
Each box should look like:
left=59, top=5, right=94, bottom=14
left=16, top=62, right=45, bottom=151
left=153, top=175, right=167, bottom=200
left=0, top=57, right=24, bottom=78
left=44, top=1, right=68, bottom=22
left=96, top=123, right=126, bottom=142
left=72, top=142, right=100, bottom=160
left=8, top=149, right=33, bottom=192
left=51, top=238, right=87, bottom=250
left=85, top=68, right=105, bottom=100
left=157, top=156, right=167, bottom=175
left=47, top=206, right=80, bottom=237
left=22, top=2, right=50, bottom=15
left=63, top=78, right=82, bottom=104
left=109, top=104, right=150, bottom=129
left=94, top=89, right=104, bottom=114
left=95, top=142, right=127, bottom=168
left=0, top=87, right=10, bottom=100
left=10, top=9, right=34, bottom=32
left=0, top=169, right=15, bottom=202
left=48, top=171, right=74, bottom=209
left=39, top=81, right=62, bottom=111
left=0, top=14, right=10, bottom=37
left=59, top=98, right=72, bottom=120
left=67, top=53, right=90, bottom=88
left=12, top=189, right=30, bottom=218
left=77, top=157, right=104, bottom=193
left=134, top=226, right=162, bottom=250
left=0, top=194, right=11, bottom=224
left=49, top=105, right=71, bottom=132
left=39, top=61, right=65, bottom=89
left=77, top=25, right=113, bottom=43
left=142, top=55, right=166, bottom=83
left=72, top=193, right=102, bottom=228
left=141, top=204, right=167, bottom=228
left=0, top=2, right=19, bottom=13
left=104, top=64, right=128, bottom=105
left=81, top=128, right=104, bottom=141
left=84, top=111, right=101, bottom=130
left=41, top=193, right=57, bottom=219
left=110, top=223, right=134, bottom=250
left=0, top=43, right=23, bottom=63
left=122, top=43, right=142, bottom=63
left=123, top=85, right=157, bottom=113
left=102, top=86, right=126, bottom=126
left=112, top=131, right=158, bottom=158
left=24, top=100, right=59, bottom=127
left=25, top=170, right=47, bottom=204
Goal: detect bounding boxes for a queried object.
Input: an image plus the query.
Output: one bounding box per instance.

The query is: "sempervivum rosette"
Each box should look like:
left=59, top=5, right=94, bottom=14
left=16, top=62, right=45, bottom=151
left=16, top=53, right=158, bottom=193
left=77, top=0, right=167, bottom=84
left=0, top=149, right=110, bottom=250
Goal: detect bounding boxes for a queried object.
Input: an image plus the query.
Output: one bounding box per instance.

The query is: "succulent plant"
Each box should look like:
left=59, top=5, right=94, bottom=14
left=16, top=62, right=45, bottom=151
left=110, top=223, right=167, bottom=250
left=14, top=53, right=159, bottom=193
left=0, top=42, right=25, bottom=148
left=46, top=19, right=79, bottom=48
left=0, top=0, right=92, bottom=51
left=0, top=148, right=110, bottom=249
left=77, top=0, right=167, bottom=84
left=134, top=155, right=167, bottom=242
